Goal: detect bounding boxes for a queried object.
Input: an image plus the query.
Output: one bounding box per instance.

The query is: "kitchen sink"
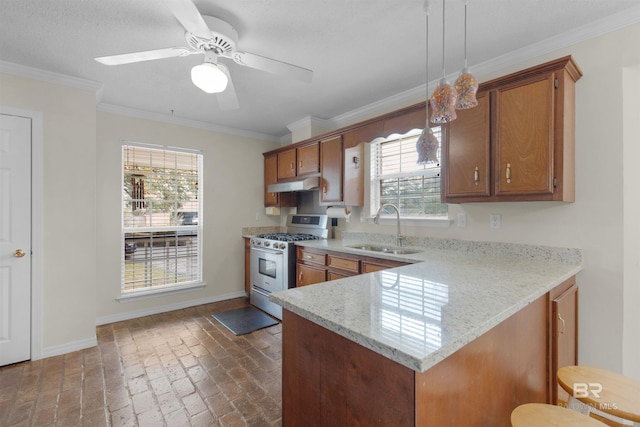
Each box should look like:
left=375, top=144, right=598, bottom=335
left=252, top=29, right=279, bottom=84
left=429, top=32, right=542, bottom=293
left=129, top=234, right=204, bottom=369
left=346, top=244, right=423, bottom=255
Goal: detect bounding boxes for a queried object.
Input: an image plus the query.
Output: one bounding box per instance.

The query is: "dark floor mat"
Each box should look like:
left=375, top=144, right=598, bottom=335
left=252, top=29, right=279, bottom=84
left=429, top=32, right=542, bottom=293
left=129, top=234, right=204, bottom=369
left=211, top=306, right=279, bottom=335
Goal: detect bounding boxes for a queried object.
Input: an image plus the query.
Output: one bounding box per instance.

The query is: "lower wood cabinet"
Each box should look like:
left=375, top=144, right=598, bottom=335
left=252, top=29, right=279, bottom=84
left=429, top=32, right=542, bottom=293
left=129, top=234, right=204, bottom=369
left=282, top=276, right=579, bottom=425
left=296, top=246, right=410, bottom=287
left=297, top=263, right=326, bottom=287
left=550, top=278, right=578, bottom=404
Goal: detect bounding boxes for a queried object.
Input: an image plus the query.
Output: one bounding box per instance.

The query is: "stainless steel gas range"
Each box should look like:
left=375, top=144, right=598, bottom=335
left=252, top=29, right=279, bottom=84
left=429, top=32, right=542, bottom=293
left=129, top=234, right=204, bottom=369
left=249, top=214, right=328, bottom=319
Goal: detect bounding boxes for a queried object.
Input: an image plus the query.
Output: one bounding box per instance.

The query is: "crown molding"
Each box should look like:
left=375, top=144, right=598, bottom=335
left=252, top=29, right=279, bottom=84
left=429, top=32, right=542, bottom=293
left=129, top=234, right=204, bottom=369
left=286, top=115, right=333, bottom=133
left=330, top=6, right=640, bottom=129
left=0, top=60, right=103, bottom=94
left=97, top=103, right=279, bottom=143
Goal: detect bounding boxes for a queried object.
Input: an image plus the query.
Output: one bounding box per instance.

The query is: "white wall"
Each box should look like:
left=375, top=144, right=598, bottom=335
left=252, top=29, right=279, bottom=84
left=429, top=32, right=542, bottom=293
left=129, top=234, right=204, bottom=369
left=336, top=24, right=640, bottom=379
left=0, top=73, right=98, bottom=354
left=95, top=112, right=280, bottom=324
left=622, top=64, right=640, bottom=381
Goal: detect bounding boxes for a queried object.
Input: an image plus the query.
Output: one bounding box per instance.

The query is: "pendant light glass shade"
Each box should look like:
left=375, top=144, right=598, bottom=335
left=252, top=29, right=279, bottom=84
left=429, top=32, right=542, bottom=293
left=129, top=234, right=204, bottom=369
left=429, top=0, right=458, bottom=124
left=416, top=126, right=440, bottom=164
left=454, top=0, right=478, bottom=110
left=417, top=1, right=439, bottom=164
left=430, top=77, right=458, bottom=123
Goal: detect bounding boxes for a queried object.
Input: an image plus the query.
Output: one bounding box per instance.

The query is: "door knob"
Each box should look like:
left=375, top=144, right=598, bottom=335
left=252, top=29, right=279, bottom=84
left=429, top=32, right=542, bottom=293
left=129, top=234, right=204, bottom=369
left=14, top=249, right=26, bottom=258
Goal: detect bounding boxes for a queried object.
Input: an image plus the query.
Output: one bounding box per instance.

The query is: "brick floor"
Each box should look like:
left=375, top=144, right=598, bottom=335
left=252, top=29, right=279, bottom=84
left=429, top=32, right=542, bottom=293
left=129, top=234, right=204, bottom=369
left=0, top=298, right=282, bottom=426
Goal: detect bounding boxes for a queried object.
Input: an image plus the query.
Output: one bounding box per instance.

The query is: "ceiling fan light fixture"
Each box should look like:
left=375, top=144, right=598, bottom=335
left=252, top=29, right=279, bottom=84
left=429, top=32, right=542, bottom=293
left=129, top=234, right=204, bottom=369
left=191, top=62, right=228, bottom=93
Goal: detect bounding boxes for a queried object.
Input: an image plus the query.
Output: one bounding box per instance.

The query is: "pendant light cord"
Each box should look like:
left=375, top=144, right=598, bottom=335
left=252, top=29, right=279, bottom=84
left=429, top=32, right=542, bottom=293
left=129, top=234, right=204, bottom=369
left=424, top=0, right=430, bottom=127
left=464, top=0, right=468, bottom=69
left=442, top=0, right=446, bottom=78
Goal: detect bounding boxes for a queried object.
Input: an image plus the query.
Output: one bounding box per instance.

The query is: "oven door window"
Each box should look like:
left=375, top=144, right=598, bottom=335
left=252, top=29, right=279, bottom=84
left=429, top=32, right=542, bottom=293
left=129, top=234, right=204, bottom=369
left=258, top=257, right=277, bottom=279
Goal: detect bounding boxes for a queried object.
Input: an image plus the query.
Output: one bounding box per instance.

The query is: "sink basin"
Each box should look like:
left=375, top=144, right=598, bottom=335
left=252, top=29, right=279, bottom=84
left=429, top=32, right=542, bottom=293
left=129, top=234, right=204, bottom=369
left=346, top=244, right=423, bottom=255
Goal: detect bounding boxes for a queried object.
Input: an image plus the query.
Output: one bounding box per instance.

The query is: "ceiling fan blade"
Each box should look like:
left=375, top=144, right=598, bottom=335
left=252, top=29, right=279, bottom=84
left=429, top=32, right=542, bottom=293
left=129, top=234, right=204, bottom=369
left=161, top=0, right=212, bottom=40
left=95, top=47, right=197, bottom=65
left=230, top=51, right=313, bottom=83
left=217, top=64, right=239, bottom=110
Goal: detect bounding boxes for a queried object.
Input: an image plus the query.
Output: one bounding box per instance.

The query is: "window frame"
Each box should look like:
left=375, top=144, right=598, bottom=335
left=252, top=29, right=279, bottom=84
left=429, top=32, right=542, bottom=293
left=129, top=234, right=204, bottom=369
left=369, top=128, right=449, bottom=223
left=119, top=141, right=204, bottom=299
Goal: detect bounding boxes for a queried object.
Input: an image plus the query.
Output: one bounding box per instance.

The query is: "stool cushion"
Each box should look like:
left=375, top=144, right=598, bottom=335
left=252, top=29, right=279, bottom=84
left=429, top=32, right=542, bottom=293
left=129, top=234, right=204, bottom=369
left=557, top=365, right=640, bottom=422
left=511, top=403, right=608, bottom=426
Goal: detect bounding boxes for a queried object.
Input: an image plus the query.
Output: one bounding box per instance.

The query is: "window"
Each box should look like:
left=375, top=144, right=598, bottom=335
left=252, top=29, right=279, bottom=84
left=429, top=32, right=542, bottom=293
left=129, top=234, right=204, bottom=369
left=122, top=143, right=202, bottom=293
left=370, top=128, right=447, bottom=218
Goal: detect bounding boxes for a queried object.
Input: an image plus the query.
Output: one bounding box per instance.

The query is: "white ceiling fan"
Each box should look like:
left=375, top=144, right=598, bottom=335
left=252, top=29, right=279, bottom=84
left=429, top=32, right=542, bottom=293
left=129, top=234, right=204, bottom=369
left=94, top=0, right=313, bottom=110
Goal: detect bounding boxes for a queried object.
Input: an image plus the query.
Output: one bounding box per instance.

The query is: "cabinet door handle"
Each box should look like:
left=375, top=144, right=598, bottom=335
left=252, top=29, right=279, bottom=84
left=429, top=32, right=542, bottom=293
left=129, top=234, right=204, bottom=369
left=290, top=162, right=294, bottom=171
left=558, top=314, right=565, bottom=335
left=299, top=271, right=303, bottom=283
left=474, top=166, right=479, bottom=186
left=506, top=163, right=511, bottom=184
left=299, top=161, right=302, bottom=169
left=304, top=255, right=312, bottom=259
left=323, top=184, right=327, bottom=194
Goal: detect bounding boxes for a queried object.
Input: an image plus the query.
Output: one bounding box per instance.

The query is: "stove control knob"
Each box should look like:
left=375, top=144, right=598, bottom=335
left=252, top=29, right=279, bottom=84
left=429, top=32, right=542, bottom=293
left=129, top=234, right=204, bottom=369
left=279, top=243, right=286, bottom=249
left=264, top=241, right=270, bottom=247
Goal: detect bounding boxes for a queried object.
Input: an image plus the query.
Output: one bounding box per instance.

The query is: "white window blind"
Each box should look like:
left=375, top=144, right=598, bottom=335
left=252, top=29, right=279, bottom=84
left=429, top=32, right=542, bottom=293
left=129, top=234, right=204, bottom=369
left=122, top=143, right=202, bottom=292
left=371, top=129, right=447, bottom=217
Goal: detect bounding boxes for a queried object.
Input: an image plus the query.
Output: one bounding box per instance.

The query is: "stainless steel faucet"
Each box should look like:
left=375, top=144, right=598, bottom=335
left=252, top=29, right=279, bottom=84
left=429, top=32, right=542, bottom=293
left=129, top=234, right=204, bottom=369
left=373, top=203, right=405, bottom=247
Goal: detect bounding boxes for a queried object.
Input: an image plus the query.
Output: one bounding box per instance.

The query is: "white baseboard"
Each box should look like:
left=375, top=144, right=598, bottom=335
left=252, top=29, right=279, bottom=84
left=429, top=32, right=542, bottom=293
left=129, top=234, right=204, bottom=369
left=95, top=291, right=248, bottom=326
left=40, top=336, right=98, bottom=360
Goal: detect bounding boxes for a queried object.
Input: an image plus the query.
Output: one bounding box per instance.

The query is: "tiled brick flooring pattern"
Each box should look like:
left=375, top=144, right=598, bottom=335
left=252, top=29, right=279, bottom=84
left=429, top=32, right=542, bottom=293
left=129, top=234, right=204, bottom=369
left=0, top=298, right=283, bottom=426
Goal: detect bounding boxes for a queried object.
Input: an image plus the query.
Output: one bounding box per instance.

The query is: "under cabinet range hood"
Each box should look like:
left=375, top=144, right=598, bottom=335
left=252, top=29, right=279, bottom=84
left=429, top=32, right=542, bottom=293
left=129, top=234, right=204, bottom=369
left=268, top=176, right=319, bottom=193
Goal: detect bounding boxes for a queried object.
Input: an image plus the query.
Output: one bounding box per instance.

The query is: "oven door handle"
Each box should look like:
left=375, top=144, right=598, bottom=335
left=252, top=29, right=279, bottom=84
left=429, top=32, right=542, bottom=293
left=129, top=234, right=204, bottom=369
left=251, top=246, right=283, bottom=255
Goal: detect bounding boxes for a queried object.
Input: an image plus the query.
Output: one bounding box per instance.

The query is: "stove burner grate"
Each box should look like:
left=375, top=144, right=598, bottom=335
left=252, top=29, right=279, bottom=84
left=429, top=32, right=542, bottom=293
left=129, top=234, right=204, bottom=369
left=256, top=233, right=322, bottom=242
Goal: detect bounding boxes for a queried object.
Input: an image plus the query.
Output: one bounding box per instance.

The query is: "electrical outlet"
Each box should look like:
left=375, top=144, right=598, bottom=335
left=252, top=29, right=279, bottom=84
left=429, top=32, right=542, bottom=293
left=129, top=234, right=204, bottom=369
left=457, top=213, right=467, bottom=228
left=255, top=211, right=262, bottom=221
left=490, top=213, right=501, bottom=229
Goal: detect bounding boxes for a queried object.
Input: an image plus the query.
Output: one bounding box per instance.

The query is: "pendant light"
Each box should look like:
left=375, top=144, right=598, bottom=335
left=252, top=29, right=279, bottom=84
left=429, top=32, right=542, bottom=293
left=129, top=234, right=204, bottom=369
left=417, top=1, right=440, bottom=164
left=430, top=0, right=458, bottom=124
left=454, top=0, right=479, bottom=110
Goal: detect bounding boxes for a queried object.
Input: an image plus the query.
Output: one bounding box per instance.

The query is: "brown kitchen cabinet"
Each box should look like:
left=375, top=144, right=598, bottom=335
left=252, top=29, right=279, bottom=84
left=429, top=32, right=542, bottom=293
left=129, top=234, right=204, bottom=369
left=361, top=257, right=409, bottom=273
left=277, top=148, right=297, bottom=180
left=297, top=263, right=327, bottom=287
left=550, top=278, right=578, bottom=405
left=297, top=143, right=319, bottom=176
left=296, top=246, right=410, bottom=287
left=277, top=143, right=319, bottom=181
left=442, top=56, right=582, bottom=203
left=320, top=135, right=343, bottom=204
left=282, top=276, right=579, bottom=425
left=264, top=153, right=295, bottom=207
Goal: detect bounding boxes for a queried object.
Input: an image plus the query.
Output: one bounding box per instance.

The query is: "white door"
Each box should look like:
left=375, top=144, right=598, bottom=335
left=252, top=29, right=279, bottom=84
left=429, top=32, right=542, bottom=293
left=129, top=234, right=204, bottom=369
left=0, top=114, right=31, bottom=366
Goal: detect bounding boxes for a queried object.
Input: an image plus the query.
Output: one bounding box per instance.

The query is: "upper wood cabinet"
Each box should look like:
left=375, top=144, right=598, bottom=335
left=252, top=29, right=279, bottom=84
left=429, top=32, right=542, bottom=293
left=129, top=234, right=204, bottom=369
left=277, top=143, right=320, bottom=181
left=442, top=56, right=582, bottom=203
left=264, top=153, right=296, bottom=207
left=442, top=91, right=491, bottom=199
left=320, top=136, right=343, bottom=204
left=277, top=148, right=297, bottom=180
left=297, top=143, right=319, bottom=176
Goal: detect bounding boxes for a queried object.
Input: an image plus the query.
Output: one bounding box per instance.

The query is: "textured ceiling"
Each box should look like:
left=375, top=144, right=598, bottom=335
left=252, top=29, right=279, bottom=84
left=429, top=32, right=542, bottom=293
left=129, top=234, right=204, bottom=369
left=1, top=0, right=640, bottom=139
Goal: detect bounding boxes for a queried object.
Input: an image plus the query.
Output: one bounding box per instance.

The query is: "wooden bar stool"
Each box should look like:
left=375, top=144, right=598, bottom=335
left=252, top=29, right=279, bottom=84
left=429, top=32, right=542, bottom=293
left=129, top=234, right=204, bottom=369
left=557, top=365, right=640, bottom=426
left=511, top=403, right=608, bottom=426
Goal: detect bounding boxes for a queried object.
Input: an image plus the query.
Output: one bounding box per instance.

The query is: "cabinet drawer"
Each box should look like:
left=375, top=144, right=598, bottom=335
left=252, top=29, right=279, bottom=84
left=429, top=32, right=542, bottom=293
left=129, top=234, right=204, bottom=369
left=298, top=248, right=326, bottom=265
left=327, top=271, right=353, bottom=281
left=362, top=258, right=410, bottom=273
left=327, top=255, right=359, bottom=273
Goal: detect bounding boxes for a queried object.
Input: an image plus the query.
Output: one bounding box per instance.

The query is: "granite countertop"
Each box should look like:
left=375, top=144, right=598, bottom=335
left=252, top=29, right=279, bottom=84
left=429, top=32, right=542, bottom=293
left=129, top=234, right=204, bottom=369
left=269, top=235, right=582, bottom=372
